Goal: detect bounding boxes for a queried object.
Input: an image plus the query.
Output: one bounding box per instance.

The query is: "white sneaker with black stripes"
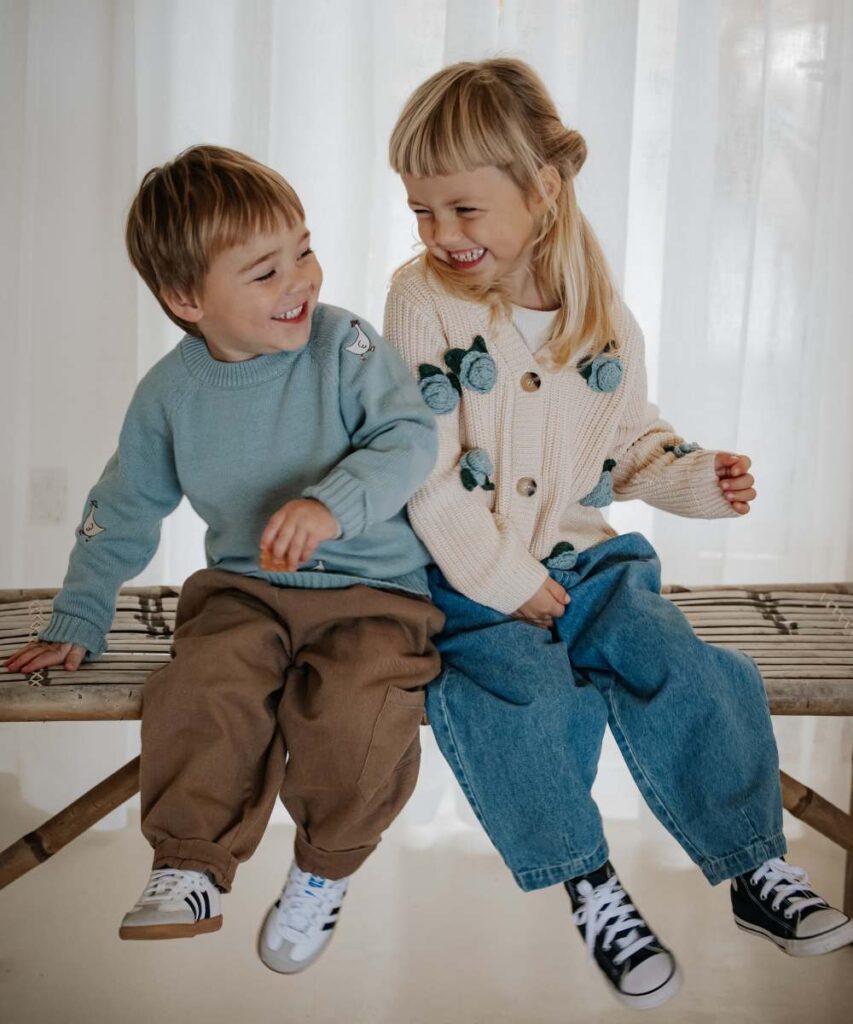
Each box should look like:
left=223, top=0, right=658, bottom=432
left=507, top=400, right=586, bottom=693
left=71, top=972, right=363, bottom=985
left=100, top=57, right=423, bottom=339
left=258, top=862, right=350, bottom=973
left=119, top=868, right=222, bottom=940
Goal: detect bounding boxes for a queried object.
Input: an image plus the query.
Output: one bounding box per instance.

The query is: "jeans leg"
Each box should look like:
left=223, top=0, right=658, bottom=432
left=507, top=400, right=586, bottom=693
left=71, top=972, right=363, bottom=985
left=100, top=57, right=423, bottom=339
left=426, top=570, right=610, bottom=891
left=553, top=534, right=786, bottom=884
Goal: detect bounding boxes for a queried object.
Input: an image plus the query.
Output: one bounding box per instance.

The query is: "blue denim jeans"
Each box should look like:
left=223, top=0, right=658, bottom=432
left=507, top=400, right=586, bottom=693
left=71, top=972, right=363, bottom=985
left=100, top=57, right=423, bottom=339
left=426, top=533, right=786, bottom=891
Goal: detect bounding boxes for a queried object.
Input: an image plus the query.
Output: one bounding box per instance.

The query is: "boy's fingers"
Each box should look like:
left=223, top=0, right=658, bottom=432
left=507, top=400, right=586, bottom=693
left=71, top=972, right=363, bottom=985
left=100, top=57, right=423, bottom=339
left=260, top=510, right=288, bottom=551
left=283, top=527, right=309, bottom=571
left=271, top=521, right=297, bottom=561
left=64, top=647, right=86, bottom=671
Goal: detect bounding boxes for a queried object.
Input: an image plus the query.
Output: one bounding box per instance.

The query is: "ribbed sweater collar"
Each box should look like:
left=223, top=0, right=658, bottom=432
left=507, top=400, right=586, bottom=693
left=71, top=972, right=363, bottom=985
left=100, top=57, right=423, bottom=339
left=180, top=335, right=304, bottom=387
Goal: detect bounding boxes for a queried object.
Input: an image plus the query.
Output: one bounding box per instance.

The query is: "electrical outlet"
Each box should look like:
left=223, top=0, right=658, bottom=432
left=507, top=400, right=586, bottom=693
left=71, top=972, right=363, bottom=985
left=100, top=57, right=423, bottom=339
left=28, top=467, right=68, bottom=526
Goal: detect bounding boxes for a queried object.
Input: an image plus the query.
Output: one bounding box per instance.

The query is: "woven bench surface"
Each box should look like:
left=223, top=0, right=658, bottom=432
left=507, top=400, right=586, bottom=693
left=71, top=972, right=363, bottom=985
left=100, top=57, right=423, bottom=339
left=1, top=584, right=851, bottom=721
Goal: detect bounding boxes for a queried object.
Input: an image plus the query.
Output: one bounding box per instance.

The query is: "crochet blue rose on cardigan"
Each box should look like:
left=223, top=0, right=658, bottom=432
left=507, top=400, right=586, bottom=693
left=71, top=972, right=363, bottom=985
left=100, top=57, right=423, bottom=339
left=664, top=441, right=701, bottom=458
left=579, top=459, right=617, bottom=508
left=579, top=353, right=623, bottom=393
left=418, top=363, right=461, bottom=414
left=460, top=448, right=495, bottom=492
left=544, top=541, right=578, bottom=571
left=444, top=336, right=497, bottom=394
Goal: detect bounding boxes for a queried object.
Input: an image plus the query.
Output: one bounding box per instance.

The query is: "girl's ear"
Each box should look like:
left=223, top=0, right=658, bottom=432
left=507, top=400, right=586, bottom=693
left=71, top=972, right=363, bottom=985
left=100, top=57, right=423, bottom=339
left=161, top=286, right=203, bottom=325
left=530, top=165, right=562, bottom=211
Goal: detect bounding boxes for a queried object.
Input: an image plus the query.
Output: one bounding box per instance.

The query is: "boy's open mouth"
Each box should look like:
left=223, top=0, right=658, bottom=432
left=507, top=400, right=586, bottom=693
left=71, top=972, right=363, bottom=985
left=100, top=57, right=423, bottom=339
left=447, top=247, right=486, bottom=269
left=272, top=301, right=308, bottom=324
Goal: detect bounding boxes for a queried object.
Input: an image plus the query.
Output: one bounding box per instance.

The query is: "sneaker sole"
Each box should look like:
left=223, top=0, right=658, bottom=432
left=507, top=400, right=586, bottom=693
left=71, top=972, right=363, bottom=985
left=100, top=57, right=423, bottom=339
left=613, top=965, right=683, bottom=1011
left=119, top=916, right=223, bottom=941
left=734, top=916, right=853, bottom=957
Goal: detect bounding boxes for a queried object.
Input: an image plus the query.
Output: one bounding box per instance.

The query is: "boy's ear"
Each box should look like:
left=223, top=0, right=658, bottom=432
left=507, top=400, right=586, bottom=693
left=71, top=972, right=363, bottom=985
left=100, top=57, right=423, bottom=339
left=161, top=286, right=204, bottom=325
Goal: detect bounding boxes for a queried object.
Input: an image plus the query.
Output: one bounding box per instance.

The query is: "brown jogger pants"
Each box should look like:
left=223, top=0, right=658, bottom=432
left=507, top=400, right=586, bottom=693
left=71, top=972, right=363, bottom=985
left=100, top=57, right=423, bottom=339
left=139, top=569, right=444, bottom=890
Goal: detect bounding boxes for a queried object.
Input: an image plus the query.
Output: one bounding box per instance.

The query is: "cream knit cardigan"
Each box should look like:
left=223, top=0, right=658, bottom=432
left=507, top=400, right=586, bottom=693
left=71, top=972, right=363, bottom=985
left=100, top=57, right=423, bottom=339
left=384, top=261, right=737, bottom=614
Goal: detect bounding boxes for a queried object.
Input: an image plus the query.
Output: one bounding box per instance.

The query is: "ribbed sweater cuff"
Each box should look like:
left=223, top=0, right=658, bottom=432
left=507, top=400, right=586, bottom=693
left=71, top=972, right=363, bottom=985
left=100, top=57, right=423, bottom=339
left=40, top=612, right=108, bottom=658
left=462, top=554, right=550, bottom=615
left=303, top=471, right=367, bottom=539
left=687, top=450, right=741, bottom=519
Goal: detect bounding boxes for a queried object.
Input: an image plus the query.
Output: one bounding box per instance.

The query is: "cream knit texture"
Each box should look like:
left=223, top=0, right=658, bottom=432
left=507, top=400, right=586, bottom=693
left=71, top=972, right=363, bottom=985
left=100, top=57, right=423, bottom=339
left=384, top=261, right=737, bottom=614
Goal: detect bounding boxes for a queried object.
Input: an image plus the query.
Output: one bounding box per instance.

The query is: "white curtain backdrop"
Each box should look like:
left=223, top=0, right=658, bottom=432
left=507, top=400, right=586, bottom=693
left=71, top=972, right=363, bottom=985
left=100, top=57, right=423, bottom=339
left=1, top=0, right=851, bottom=834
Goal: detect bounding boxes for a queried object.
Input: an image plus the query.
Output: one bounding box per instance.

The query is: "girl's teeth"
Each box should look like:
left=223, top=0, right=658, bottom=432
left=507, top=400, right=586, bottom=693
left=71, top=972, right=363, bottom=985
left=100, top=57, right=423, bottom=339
left=274, top=303, right=305, bottom=321
left=451, top=249, right=485, bottom=263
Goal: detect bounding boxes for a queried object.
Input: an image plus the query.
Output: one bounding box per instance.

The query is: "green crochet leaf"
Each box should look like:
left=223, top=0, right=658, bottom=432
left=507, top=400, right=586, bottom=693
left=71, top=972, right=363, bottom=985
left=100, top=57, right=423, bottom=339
left=460, top=467, right=478, bottom=492
left=448, top=372, right=462, bottom=395
left=471, top=335, right=487, bottom=353
left=418, top=363, right=444, bottom=380
left=603, top=459, right=617, bottom=472
left=579, top=363, right=593, bottom=380
left=482, top=480, right=496, bottom=492
left=444, top=348, right=466, bottom=375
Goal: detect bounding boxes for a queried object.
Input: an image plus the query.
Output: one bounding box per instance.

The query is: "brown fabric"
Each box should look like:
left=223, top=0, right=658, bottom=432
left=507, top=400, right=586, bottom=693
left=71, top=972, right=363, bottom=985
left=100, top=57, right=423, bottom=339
left=140, top=569, right=443, bottom=890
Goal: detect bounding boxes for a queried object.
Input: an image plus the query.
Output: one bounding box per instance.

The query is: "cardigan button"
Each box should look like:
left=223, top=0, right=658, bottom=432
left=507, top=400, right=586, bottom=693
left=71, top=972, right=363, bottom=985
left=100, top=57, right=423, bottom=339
left=521, top=372, right=541, bottom=392
left=516, top=477, right=537, bottom=497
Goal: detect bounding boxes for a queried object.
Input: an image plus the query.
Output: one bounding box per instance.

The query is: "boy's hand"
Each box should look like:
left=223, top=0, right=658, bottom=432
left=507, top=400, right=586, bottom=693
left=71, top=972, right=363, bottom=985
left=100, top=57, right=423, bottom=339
left=513, top=578, right=570, bottom=628
left=4, top=641, right=87, bottom=674
left=715, top=453, right=756, bottom=515
left=260, top=498, right=339, bottom=573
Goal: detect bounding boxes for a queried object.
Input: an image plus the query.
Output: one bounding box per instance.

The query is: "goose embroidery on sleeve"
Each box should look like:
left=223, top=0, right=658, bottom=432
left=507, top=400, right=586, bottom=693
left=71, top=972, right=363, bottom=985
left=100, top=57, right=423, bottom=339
left=345, top=319, right=375, bottom=360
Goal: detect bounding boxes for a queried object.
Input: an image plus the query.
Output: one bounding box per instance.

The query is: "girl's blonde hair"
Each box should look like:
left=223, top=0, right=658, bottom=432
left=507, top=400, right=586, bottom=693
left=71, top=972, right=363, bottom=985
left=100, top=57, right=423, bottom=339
left=389, top=59, right=616, bottom=365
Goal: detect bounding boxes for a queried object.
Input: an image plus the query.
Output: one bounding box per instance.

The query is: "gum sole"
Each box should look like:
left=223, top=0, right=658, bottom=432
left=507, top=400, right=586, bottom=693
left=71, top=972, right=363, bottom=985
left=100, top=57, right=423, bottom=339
left=119, top=916, right=223, bottom=940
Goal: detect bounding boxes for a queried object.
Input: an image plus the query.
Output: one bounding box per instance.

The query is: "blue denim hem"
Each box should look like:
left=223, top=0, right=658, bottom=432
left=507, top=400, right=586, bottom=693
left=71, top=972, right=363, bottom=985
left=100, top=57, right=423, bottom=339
left=699, top=833, right=787, bottom=886
left=512, top=839, right=610, bottom=893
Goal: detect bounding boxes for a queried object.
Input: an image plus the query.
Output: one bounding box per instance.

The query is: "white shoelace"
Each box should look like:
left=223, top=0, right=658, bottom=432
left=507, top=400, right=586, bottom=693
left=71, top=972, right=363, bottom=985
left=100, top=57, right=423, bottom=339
left=572, top=874, right=655, bottom=965
left=750, top=859, right=826, bottom=917
left=137, top=869, right=199, bottom=905
left=273, top=868, right=348, bottom=937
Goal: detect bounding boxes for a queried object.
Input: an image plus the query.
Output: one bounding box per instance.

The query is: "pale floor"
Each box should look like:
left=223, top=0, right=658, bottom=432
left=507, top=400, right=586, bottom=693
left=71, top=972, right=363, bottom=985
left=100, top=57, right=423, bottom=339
left=0, top=775, right=851, bottom=1024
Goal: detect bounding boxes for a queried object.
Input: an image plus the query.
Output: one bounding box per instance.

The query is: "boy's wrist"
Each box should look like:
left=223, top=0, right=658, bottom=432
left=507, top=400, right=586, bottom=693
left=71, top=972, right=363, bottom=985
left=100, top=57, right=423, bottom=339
left=38, top=610, right=104, bottom=659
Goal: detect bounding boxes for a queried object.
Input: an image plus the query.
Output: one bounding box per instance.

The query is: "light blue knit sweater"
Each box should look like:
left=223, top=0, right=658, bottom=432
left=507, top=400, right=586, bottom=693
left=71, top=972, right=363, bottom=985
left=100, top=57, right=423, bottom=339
left=41, top=305, right=438, bottom=657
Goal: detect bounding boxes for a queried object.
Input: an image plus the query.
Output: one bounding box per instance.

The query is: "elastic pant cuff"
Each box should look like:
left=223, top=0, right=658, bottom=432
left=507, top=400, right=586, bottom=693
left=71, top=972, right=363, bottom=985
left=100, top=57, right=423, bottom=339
left=294, top=834, right=376, bottom=880
left=153, top=838, right=239, bottom=892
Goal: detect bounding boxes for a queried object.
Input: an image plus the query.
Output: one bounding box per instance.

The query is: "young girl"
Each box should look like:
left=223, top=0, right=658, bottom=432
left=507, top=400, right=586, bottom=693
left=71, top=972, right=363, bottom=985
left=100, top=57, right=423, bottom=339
left=383, top=59, right=852, bottom=1010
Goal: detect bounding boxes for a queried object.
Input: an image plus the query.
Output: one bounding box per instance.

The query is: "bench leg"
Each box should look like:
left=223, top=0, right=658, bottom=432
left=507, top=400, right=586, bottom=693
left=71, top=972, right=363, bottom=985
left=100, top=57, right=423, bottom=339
left=0, top=756, right=140, bottom=890
left=847, top=750, right=853, bottom=917
left=779, top=768, right=853, bottom=916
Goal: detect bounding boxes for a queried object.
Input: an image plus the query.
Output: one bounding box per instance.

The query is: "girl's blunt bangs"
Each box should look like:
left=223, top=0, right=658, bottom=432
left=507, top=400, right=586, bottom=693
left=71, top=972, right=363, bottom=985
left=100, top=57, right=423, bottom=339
left=390, top=79, right=531, bottom=182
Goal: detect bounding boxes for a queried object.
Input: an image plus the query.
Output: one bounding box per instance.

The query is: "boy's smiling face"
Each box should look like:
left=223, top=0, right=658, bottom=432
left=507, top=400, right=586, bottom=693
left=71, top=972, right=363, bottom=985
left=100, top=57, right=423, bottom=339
left=165, top=217, right=323, bottom=361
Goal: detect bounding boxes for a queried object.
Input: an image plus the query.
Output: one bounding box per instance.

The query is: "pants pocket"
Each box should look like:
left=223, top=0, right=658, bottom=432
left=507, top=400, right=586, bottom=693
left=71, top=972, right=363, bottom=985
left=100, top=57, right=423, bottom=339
left=357, top=686, right=425, bottom=804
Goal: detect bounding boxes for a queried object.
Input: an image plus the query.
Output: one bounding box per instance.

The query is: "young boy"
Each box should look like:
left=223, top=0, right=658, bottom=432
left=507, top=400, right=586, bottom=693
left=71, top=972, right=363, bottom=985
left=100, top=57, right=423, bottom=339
left=5, top=145, right=443, bottom=974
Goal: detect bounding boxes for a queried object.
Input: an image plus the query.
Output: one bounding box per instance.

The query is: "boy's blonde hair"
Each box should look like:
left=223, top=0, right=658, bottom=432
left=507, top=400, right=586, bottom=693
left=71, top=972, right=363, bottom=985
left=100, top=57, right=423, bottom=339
left=126, top=145, right=304, bottom=335
left=389, top=59, right=615, bottom=365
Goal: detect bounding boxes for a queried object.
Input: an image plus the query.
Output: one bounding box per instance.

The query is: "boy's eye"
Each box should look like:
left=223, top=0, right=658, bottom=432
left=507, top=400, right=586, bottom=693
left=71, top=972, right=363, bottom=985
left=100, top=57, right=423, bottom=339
left=254, top=268, right=276, bottom=282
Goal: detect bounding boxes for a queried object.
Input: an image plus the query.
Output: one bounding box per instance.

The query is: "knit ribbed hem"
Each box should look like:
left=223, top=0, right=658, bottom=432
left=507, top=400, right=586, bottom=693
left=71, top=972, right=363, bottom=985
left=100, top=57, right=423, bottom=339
left=303, top=470, right=367, bottom=539
left=256, top=567, right=430, bottom=599
left=179, top=335, right=303, bottom=387
left=40, top=611, right=107, bottom=658
left=469, top=555, right=551, bottom=616
left=687, top=449, right=741, bottom=519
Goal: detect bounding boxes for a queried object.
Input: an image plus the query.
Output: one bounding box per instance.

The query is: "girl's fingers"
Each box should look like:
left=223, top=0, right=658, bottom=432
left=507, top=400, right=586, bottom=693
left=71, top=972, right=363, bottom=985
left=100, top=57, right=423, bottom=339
left=726, top=488, right=756, bottom=504
left=721, top=473, right=754, bottom=493
left=732, top=500, right=751, bottom=515
left=545, top=578, right=570, bottom=604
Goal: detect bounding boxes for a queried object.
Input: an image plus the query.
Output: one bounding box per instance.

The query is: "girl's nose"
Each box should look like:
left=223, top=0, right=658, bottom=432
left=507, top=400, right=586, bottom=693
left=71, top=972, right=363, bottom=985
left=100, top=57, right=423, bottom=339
left=433, top=218, right=463, bottom=249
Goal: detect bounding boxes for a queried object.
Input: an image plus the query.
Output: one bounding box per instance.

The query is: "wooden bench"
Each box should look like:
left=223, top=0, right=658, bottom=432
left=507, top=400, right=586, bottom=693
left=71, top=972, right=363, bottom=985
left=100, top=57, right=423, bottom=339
left=1, top=584, right=851, bottom=912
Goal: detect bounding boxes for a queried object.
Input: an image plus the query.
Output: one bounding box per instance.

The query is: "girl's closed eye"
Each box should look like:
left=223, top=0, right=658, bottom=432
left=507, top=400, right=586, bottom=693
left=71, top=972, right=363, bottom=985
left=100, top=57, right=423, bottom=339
left=298, top=247, right=314, bottom=260
left=254, top=268, right=276, bottom=282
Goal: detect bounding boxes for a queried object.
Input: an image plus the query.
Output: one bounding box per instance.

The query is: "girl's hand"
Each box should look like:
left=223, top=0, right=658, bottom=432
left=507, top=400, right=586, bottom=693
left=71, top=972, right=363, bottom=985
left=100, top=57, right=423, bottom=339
left=514, top=578, right=570, bottom=628
left=260, top=498, right=339, bottom=573
left=4, top=640, right=87, bottom=674
left=715, top=452, right=756, bottom=515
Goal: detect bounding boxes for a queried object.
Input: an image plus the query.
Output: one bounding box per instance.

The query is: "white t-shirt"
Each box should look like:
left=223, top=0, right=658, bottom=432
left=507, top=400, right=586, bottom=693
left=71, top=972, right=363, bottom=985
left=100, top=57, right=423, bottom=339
left=511, top=304, right=559, bottom=354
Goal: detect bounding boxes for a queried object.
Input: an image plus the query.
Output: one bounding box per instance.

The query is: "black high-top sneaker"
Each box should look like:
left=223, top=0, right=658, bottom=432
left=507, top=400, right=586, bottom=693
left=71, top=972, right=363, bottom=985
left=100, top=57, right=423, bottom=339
left=564, top=862, right=681, bottom=1010
left=731, top=857, right=853, bottom=956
